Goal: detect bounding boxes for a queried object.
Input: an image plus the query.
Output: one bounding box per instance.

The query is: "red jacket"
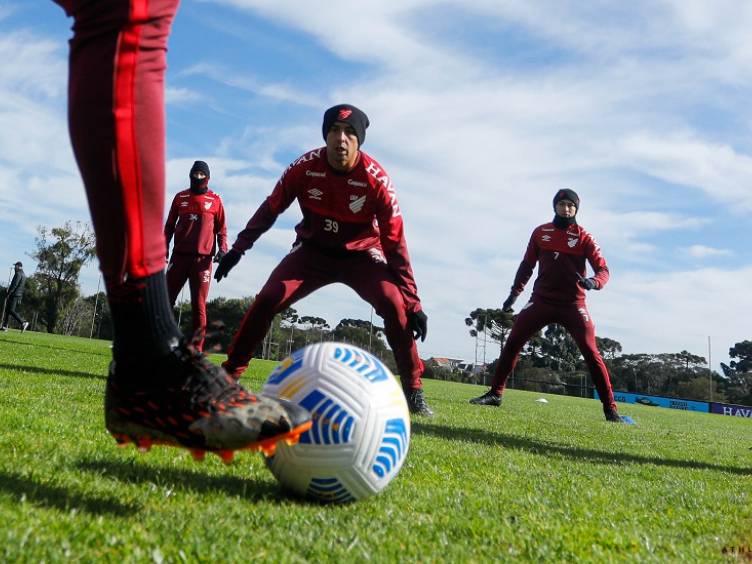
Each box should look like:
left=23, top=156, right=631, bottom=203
left=510, top=222, right=609, bottom=304
left=232, top=148, right=422, bottom=312
left=164, top=188, right=228, bottom=256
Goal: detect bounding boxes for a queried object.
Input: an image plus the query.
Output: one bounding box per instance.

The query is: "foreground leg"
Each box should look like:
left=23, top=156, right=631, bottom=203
left=58, top=0, right=310, bottom=455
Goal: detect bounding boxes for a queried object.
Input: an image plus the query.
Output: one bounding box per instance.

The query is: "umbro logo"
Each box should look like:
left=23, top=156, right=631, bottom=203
left=180, top=202, right=189, bottom=207
left=204, top=201, right=212, bottom=210
left=541, top=235, right=552, bottom=241
left=188, top=214, right=199, bottom=221
left=307, top=188, right=323, bottom=200
left=567, top=238, right=578, bottom=248
left=338, top=108, right=353, bottom=120
left=349, top=195, right=367, bottom=213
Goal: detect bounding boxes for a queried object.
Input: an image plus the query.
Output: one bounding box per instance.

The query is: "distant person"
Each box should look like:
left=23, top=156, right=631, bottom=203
left=164, top=160, right=228, bottom=351
left=2, top=262, right=29, bottom=332
left=469, top=189, right=627, bottom=422
left=53, top=0, right=310, bottom=458
left=214, top=104, right=434, bottom=416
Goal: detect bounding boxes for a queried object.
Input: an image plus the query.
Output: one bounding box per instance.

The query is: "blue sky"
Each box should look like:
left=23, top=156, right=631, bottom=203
left=2, top=1, right=750, bottom=370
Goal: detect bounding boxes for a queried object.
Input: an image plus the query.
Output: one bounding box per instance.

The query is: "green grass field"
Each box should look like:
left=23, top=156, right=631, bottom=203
left=0, top=330, right=750, bottom=562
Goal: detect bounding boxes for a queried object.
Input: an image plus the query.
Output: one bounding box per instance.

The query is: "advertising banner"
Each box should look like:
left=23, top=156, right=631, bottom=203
left=710, top=403, right=752, bottom=418
left=594, top=391, right=709, bottom=413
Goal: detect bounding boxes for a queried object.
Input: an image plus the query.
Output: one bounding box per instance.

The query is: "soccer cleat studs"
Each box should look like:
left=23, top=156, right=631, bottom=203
left=108, top=419, right=312, bottom=462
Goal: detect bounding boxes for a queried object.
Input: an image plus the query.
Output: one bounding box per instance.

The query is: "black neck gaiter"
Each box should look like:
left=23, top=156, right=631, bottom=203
left=190, top=178, right=208, bottom=194
left=553, top=214, right=577, bottom=229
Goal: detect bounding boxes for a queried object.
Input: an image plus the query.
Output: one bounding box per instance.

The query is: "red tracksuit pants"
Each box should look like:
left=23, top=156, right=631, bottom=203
left=56, top=0, right=179, bottom=287
left=167, top=254, right=213, bottom=351
left=223, top=244, right=424, bottom=391
left=491, top=298, right=617, bottom=411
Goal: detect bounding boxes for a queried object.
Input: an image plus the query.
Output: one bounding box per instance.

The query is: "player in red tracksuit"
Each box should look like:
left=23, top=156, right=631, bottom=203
left=214, top=104, right=433, bottom=416
left=165, top=161, right=228, bottom=351
left=53, top=0, right=310, bottom=459
left=470, top=189, right=626, bottom=422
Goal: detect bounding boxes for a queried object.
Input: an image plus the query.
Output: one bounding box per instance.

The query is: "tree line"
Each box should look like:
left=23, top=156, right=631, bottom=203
left=3, top=223, right=750, bottom=406
left=441, top=307, right=752, bottom=406
left=0, top=222, right=398, bottom=372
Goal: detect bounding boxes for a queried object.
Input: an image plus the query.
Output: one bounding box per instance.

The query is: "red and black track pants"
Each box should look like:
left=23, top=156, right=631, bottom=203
left=166, top=253, right=213, bottom=351
left=491, top=299, right=617, bottom=411
left=55, top=0, right=179, bottom=291
left=223, top=244, right=425, bottom=391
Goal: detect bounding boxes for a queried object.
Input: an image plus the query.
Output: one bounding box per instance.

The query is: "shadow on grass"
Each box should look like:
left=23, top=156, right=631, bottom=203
left=413, top=422, right=752, bottom=476
left=0, top=469, right=140, bottom=517
left=76, top=458, right=284, bottom=501
left=0, top=362, right=104, bottom=381
left=0, top=336, right=110, bottom=358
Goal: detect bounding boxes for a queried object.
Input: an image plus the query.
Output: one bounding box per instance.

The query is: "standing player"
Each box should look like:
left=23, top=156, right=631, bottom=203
left=53, top=0, right=311, bottom=459
left=165, top=161, right=228, bottom=352
left=214, top=104, right=434, bottom=416
left=469, top=189, right=626, bottom=422
left=1, top=262, right=30, bottom=332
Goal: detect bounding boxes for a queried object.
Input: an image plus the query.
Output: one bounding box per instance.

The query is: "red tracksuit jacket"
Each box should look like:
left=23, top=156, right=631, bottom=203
left=164, top=189, right=228, bottom=256
left=510, top=222, right=610, bottom=304
left=232, top=148, right=421, bottom=312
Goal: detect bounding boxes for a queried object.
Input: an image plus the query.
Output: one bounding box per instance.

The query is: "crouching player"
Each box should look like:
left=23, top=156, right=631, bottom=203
left=214, top=104, right=433, bottom=416
left=470, top=189, right=627, bottom=422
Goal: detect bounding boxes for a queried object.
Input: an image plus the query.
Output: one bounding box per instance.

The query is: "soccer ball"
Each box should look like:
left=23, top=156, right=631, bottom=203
left=262, top=342, right=411, bottom=503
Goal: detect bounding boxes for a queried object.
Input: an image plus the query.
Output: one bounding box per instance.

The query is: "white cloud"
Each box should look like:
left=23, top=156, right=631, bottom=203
left=619, top=132, right=752, bottom=211
left=0, top=25, right=89, bottom=277
left=0, top=4, right=19, bottom=22
left=683, top=245, right=732, bottom=259
left=206, top=0, right=454, bottom=71
left=0, top=30, right=66, bottom=99
left=596, top=266, right=752, bottom=366
left=165, top=86, right=206, bottom=106
left=181, top=62, right=322, bottom=108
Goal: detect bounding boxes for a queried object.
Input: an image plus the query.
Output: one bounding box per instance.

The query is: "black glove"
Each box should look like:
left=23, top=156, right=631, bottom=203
left=214, top=249, right=241, bottom=282
left=577, top=273, right=597, bottom=291
left=213, top=250, right=226, bottom=264
left=502, top=293, right=517, bottom=313
left=408, top=310, right=428, bottom=342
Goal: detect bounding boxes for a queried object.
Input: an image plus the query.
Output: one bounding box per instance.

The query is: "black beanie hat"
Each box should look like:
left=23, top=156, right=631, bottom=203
left=322, top=104, right=369, bottom=147
left=190, top=160, right=210, bottom=178
left=553, top=188, right=580, bottom=211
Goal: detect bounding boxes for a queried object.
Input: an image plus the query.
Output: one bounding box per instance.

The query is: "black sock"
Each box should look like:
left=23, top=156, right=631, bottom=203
left=107, top=271, right=182, bottom=364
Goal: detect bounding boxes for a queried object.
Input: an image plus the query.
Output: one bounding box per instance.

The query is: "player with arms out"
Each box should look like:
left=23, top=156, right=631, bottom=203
left=469, top=189, right=627, bottom=422
left=53, top=0, right=311, bottom=460
left=214, top=104, right=433, bottom=416
left=165, top=160, right=228, bottom=352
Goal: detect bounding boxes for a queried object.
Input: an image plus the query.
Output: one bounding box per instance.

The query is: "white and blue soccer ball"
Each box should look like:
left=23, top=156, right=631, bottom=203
left=262, top=342, right=411, bottom=503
